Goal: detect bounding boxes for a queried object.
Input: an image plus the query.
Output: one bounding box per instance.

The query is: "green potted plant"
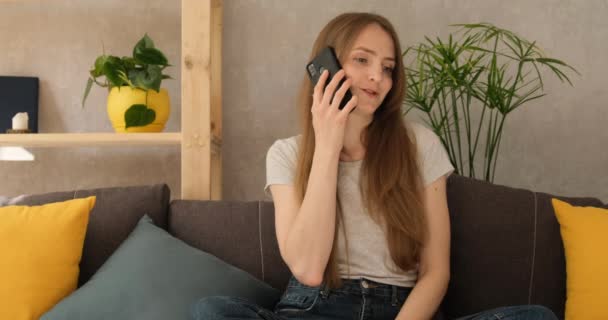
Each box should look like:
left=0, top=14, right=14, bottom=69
left=82, top=34, right=172, bottom=132
left=403, top=23, right=578, bottom=182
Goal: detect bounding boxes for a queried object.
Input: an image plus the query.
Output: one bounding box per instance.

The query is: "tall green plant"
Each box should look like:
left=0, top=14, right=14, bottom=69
left=403, top=23, right=578, bottom=182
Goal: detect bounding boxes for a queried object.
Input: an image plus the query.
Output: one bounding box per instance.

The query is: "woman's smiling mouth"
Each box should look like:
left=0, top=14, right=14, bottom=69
left=361, top=88, right=378, bottom=98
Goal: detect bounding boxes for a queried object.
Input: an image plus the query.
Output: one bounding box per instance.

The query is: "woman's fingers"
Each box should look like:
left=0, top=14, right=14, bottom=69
left=312, top=69, right=329, bottom=108
left=331, top=77, right=352, bottom=110
left=320, top=70, right=346, bottom=108
left=339, top=95, right=358, bottom=117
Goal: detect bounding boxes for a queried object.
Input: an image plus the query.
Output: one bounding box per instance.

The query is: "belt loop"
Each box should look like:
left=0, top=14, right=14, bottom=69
left=391, top=285, right=398, bottom=306
left=320, top=281, right=329, bottom=299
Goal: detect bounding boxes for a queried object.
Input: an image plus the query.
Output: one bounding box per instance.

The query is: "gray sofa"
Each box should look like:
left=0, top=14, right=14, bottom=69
left=4, top=175, right=606, bottom=319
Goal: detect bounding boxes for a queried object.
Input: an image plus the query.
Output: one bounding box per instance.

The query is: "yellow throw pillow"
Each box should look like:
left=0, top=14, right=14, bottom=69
left=0, top=196, right=96, bottom=320
left=552, top=198, right=608, bottom=320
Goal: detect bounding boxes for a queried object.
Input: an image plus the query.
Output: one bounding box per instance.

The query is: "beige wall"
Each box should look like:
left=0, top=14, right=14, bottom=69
left=1, top=0, right=607, bottom=202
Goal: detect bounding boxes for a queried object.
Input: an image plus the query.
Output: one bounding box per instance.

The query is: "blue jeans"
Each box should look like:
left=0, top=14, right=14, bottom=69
left=191, top=276, right=557, bottom=320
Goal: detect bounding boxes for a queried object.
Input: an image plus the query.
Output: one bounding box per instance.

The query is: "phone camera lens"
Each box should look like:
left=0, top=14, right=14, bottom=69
left=307, top=64, right=317, bottom=76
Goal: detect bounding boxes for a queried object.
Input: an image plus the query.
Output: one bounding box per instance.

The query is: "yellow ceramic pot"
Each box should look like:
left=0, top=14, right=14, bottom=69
left=106, top=86, right=170, bottom=132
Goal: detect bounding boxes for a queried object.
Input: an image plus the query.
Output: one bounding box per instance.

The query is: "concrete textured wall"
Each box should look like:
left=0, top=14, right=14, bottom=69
left=1, top=0, right=606, bottom=202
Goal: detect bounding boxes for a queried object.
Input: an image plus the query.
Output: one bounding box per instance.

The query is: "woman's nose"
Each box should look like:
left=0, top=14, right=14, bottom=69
left=368, top=66, right=383, bottom=82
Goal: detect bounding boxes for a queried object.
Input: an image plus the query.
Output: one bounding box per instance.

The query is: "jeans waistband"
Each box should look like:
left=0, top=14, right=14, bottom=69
left=321, top=277, right=413, bottom=298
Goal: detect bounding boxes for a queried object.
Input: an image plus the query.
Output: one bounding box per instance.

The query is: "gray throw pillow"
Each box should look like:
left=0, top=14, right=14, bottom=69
left=41, top=215, right=280, bottom=320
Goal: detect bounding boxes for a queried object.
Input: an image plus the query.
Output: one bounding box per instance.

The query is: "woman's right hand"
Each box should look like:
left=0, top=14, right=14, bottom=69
left=311, top=69, right=358, bottom=153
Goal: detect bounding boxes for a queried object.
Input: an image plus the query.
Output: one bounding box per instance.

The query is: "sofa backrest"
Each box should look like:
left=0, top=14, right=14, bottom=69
left=444, top=175, right=606, bottom=319
left=170, top=176, right=607, bottom=320
left=3, top=184, right=170, bottom=286
left=168, top=200, right=291, bottom=291
left=14, top=176, right=596, bottom=318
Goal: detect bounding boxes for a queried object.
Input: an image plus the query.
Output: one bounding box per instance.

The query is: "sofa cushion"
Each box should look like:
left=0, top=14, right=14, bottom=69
left=552, top=198, right=608, bottom=320
left=41, top=215, right=280, bottom=320
left=0, top=197, right=96, bottom=320
left=2, top=184, right=170, bottom=286
left=443, top=175, right=606, bottom=319
left=169, top=200, right=291, bottom=291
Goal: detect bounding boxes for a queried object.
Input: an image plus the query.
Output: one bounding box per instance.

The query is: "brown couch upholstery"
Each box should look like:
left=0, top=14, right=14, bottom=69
left=4, top=175, right=606, bottom=319
left=443, top=175, right=605, bottom=318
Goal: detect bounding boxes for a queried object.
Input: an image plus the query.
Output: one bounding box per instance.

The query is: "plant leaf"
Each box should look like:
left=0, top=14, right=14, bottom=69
left=134, top=47, right=169, bottom=66
left=132, top=65, right=162, bottom=91
left=122, top=56, right=137, bottom=69
left=91, top=55, right=109, bottom=77
left=82, top=77, right=94, bottom=108
left=127, top=68, right=142, bottom=86
left=102, top=56, right=126, bottom=87
left=124, top=104, right=156, bottom=128
left=133, top=34, right=155, bottom=57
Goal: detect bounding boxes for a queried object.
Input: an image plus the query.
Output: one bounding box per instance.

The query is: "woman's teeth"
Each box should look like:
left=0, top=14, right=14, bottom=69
left=363, top=89, right=377, bottom=97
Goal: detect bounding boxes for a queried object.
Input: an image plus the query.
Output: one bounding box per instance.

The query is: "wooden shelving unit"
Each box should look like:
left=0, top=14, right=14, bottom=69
left=0, top=0, right=223, bottom=200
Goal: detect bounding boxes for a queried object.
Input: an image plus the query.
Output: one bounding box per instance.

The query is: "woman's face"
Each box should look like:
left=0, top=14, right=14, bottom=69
left=342, top=23, right=396, bottom=115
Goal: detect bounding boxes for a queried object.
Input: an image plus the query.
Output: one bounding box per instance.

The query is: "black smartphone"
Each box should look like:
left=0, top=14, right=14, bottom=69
left=306, top=46, right=354, bottom=111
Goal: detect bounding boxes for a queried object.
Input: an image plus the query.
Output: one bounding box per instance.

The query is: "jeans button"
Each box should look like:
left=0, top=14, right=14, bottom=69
left=361, top=280, right=369, bottom=288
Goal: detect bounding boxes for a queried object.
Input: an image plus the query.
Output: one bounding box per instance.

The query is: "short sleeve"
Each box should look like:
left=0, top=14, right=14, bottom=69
left=412, top=123, right=455, bottom=186
left=264, top=137, right=299, bottom=199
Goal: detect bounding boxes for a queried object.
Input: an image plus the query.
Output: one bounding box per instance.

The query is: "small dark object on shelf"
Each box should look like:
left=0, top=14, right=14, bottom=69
left=6, top=129, right=32, bottom=134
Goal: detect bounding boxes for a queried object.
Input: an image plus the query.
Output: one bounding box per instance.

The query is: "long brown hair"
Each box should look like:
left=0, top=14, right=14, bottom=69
left=294, top=13, right=427, bottom=288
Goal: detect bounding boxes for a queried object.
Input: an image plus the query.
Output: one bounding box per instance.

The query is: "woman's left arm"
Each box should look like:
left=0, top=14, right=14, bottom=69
left=396, top=174, right=451, bottom=320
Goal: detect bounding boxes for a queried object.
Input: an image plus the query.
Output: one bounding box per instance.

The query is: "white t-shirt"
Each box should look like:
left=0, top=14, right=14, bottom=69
left=264, top=121, right=454, bottom=287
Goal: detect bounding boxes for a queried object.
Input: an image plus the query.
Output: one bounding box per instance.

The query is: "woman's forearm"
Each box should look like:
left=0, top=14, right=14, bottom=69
left=396, top=270, right=449, bottom=320
left=283, top=145, right=340, bottom=286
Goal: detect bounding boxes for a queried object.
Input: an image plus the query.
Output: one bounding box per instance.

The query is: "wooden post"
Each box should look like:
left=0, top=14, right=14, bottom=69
left=181, top=0, right=222, bottom=200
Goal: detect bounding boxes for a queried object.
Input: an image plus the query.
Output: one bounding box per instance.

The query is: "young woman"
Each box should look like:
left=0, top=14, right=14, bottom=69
left=191, top=12, right=558, bottom=320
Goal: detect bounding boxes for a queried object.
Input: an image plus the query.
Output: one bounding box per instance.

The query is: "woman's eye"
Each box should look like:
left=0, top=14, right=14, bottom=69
left=383, top=66, right=394, bottom=73
left=355, top=57, right=367, bottom=64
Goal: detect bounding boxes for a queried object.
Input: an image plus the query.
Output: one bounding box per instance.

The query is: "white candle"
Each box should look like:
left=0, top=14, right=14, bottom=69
left=12, top=112, right=28, bottom=130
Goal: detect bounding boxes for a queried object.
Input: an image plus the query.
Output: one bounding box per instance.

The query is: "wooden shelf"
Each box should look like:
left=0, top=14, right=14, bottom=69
left=0, top=132, right=221, bottom=154
left=0, top=133, right=181, bottom=148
